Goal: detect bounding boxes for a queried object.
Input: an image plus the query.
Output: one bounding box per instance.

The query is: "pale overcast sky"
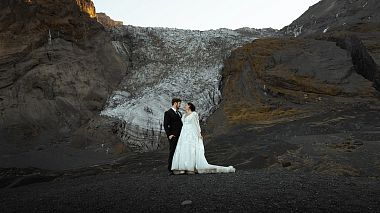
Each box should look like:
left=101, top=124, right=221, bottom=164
left=92, top=0, right=320, bottom=30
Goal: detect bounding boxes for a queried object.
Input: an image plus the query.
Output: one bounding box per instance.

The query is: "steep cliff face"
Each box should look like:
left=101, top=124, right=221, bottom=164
left=76, top=0, right=96, bottom=18
left=100, top=26, right=278, bottom=151
left=0, top=0, right=127, bottom=150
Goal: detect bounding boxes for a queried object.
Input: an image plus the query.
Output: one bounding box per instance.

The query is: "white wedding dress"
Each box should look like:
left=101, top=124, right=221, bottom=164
left=171, top=112, right=236, bottom=174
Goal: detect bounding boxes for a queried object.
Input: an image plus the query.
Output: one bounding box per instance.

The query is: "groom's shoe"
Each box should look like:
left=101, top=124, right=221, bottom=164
left=168, top=171, right=174, bottom=176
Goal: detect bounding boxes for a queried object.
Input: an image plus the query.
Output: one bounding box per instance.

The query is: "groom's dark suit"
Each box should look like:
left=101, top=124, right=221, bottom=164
left=164, top=108, right=183, bottom=172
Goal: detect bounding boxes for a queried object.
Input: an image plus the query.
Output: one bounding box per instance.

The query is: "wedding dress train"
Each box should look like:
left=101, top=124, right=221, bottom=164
left=171, top=112, right=235, bottom=174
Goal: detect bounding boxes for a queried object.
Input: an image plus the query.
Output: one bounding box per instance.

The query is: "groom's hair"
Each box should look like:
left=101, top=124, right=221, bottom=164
left=188, top=102, right=196, bottom=111
left=172, top=98, right=181, bottom=105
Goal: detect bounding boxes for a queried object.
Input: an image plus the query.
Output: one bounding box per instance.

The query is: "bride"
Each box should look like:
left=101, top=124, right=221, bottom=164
left=171, top=102, right=236, bottom=174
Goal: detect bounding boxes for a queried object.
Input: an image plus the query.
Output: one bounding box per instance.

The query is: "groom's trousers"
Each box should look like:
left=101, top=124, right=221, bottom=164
left=168, top=137, right=179, bottom=171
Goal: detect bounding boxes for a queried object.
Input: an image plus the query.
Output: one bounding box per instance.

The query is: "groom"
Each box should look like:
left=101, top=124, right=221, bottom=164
left=164, top=98, right=183, bottom=175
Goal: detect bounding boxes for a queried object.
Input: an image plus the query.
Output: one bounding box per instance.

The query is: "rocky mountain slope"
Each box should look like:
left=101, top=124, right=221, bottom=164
left=0, top=0, right=128, bottom=154
left=283, top=0, right=380, bottom=88
left=283, top=0, right=380, bottom=37
left=216, top=0, right=380, bottom=127
left=204, top=0, right=380, bottom=176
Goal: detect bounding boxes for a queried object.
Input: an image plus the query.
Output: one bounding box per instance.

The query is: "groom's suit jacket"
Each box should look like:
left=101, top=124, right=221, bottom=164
left=164, top=108, right=183, bottom=139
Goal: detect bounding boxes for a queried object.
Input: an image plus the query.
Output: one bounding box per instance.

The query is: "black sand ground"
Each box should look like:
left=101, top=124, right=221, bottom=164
left=1, top=104, right=380, bottom=212
left=1, top=169, right=379, bottom=212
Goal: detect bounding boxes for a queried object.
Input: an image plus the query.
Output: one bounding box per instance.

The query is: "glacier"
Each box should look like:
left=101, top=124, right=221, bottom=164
left=101, top=25, right=277, bottom=151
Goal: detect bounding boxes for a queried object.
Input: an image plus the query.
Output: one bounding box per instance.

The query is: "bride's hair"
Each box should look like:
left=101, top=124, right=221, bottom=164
left=188, top=102, right=196, bottom=111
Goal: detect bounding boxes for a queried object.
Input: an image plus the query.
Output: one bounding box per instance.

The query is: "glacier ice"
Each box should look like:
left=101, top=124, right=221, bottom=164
left=101, top=25, right=276, bottom=151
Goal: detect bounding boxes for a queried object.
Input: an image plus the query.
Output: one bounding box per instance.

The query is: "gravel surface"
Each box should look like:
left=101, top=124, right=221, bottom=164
left=2, top=105, right=380, bottom=212
left=1, top=169, right=379, bottom=212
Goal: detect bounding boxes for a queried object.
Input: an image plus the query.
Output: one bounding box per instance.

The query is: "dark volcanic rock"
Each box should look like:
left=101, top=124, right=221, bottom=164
left=330, top=34, right=380, bottom=88
left=282, top=0, right=380, bottom=37
left=207, top=38, right=376, bottom=133
left=281, top=0, right=380, bottom=88
left=96, top=12, right=123, bottom=28
left=205, top=0, right=380, bottom=175
left=0, top=0, right=128, bottom=149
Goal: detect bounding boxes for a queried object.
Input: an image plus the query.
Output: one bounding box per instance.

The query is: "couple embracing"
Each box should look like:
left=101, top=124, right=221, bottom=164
left=164, top=98, right=235, bottom=175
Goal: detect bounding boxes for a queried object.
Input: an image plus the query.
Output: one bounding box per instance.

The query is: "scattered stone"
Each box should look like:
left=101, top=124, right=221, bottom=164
left=181, top=200, right=192, bottom=206
left=282, top=162, right=292, bottom=168
left=353, top=141, right=364, bottom=146
left=35, top=145, right=45, bottom=151
left=355, top=124, right=361, bottom=130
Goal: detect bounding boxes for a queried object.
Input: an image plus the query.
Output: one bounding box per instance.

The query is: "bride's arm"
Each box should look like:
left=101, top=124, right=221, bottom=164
left=193, top=112, right=202, bottom=138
